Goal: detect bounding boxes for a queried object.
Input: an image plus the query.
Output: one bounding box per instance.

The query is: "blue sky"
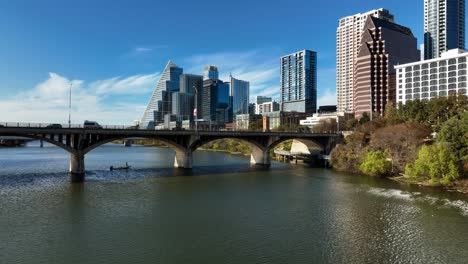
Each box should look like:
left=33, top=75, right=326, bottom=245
left=0, top=0, right=431, bottom=124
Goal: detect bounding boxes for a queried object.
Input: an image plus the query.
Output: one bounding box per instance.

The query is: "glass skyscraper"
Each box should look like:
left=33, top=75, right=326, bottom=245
left=424, top=0, right=465, bottom=59
left=201, top=79, right=231, bottom=123
left=204, top=65, right=219, bottom=80
left=141, top=61, right=183, bottom=127
left=280, top=50, right=317, bottom=113
left=230, top=76, right=250, bottom=116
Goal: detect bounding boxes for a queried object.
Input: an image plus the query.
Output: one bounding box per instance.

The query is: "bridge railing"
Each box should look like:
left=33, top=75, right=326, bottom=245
left=0, top=122, right=135, bottom=130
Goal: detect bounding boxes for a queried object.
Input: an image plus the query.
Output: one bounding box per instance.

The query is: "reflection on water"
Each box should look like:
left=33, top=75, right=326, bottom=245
left=0, top=142, right=467, bottom=264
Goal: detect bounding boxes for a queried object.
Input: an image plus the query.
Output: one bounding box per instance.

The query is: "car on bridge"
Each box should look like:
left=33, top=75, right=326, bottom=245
left=83, top=120, right=103, bottom=129
left=46, top=124, right=62, bottom=129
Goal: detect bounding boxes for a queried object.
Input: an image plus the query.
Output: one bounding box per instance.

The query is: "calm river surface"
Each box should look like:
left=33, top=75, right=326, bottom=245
left=1, top=142, right=468, bottom=264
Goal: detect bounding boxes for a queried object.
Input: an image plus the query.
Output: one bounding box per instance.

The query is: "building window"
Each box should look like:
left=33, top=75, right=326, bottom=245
left=449, top=65, right=457, bottom=71
left=448, top=77, right=457, bottom=83
left=422, top=87, right=429, bottom=92
left=414, top=94, right=420, bottom=99
left=430, top=86, right=438, bottom=91
left=458, top=57, right=466, bottom=63
left=430, top=92, right=438, bottom=97
left=459, top=89, right=467, bottom=94
left=459, top=76, right=466, bottom=82
left=405, top=73, right=412, bottom=77
left=422, top=70, right=429, bottom=75
left=439, top=67, right=447, bottom=72
left=440, top=85, right=447, bottom=90
left=439, top=91, right=447, bottom=96
left=422, top=64, right=428, bottom=69
left=459, top=70, right=467, bottom=75
left=449, top=59, right=457, bottom=65
left=405, top=89, right=412, bottom=94
left=439, top=61, right=447, bottom=66
left=440, top=79, right=447, bottom=84
left=413, top=65, right=420, bottom=70
left=459, top=64, right=466, bottom=69
left=448, top=71, right=457, bottom=77
left=449, top=84, right=457, bottom=89
left=414, top=88, right=421, bottom=93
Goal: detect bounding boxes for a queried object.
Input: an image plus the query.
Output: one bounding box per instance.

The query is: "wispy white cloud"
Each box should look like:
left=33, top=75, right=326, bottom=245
left=92, top=73, right=160, bottom=95
left=0, top=72, right=158, bottom=124
left=123, top=45, right=168, bottom=58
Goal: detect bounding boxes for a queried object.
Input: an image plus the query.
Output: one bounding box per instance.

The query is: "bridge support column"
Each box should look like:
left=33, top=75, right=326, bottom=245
left=174, top=150, right=192, bottom=169
left=70, top=151, right=85, bottom=182
left=250, top=149, right=271, bottom=168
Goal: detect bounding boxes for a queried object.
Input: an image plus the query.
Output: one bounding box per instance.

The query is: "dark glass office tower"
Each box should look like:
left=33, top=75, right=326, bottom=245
left=424, top=0, right=465, bottom=59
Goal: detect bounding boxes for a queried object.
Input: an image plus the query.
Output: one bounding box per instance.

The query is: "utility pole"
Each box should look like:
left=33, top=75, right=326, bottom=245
left=193, top=85, right=198, bottom=132
left=369, top=87, right=373, bottom=122
left=68, top=82, right=72, bottom=128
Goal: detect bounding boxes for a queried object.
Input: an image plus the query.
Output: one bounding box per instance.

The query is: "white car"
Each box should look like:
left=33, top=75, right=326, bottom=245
left=83, top=120, right=103, bottom=129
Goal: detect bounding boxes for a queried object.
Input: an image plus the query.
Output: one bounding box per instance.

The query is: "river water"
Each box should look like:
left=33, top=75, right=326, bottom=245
left=0, top=142, right=467, bottom=264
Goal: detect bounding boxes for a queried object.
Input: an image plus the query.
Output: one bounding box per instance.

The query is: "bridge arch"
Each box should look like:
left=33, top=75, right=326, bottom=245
left=267, top=137, right=325, bottom=154
left=0, top=133, right=75, bottom=154
left=189, top=136, right=270, bottom=166
left=82, top=136, right=187, bottom=155
left=82, top=136, right=192, bottom=169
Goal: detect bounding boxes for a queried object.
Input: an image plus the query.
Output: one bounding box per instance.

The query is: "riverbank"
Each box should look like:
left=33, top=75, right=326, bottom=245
left=330, top=96, right=467, bottom=195
left=390, top=176, right=468, bottom=194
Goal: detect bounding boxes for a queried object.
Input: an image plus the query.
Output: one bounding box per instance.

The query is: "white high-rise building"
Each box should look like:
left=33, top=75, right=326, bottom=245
left=395, top=49, right=468, bottom=105
left=424, top=0, right=465, bottom=59
left=336, top=8, right=394, bottom=113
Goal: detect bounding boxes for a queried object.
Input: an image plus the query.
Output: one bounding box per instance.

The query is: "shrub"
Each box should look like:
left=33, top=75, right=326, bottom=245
left=405, top=144, right=460, bottom=186
left=359, top=150, right=392, bottom=177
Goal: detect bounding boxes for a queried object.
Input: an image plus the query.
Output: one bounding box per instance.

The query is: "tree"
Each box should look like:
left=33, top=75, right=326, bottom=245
left=384, top=101, right=403, bottom=125
left=405, top=143, right=460, bottom=185
left=249, top=119, right=263, bottom=131
left=437, top=112, right=468, bottom=161
left=312, top=119, right=337, bottom=133
left=370, top=123, right=431, bottom=172
left=359, top=112, right=370, bottom=125
left=359, top=150, right=392, bottom=177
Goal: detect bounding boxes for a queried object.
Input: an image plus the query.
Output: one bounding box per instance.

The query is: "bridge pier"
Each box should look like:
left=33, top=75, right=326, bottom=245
left=250, top=149, right=271, bottom=168
left=174, top=150, right=192, bottom=169
left=70, top=152, right=85, bottom=182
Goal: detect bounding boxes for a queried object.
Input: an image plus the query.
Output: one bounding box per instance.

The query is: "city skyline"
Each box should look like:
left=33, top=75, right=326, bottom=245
left=0, top=0, right=456, bottom=124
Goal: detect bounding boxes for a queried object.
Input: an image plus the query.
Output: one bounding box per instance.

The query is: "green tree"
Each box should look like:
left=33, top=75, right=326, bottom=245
left=359, top=150, right=392, bottom=177
left=405, top=143, right=460, bottom=185
left=437, top=112, right=468, bottom=161
left=359, top=112, right=370, bottom=125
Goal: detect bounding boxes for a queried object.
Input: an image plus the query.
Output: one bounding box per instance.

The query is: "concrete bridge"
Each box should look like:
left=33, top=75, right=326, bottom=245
left=0, top=126, right=341, bottom=182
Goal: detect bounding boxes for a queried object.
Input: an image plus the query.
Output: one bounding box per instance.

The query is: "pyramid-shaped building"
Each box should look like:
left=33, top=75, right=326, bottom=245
left=140, top=61, right=183, bottom=128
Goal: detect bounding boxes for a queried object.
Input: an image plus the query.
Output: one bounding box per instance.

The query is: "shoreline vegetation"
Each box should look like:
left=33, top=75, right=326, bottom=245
left=330, top=95, right=468, bottom=194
